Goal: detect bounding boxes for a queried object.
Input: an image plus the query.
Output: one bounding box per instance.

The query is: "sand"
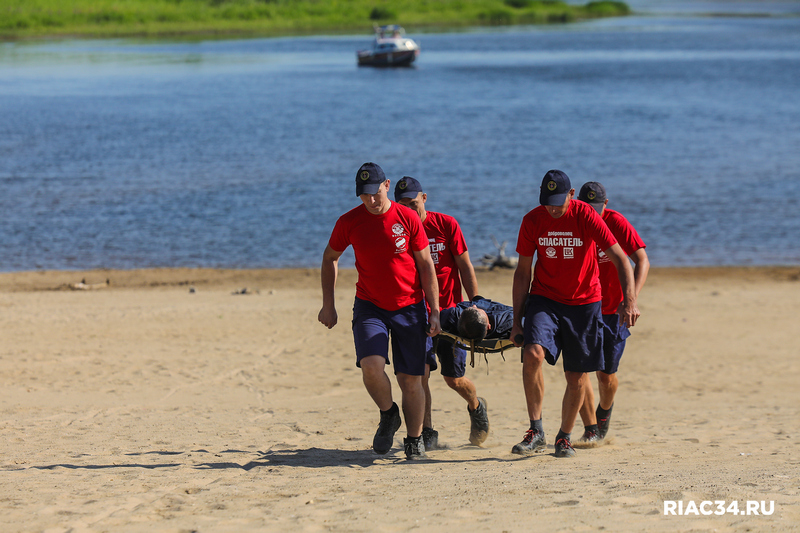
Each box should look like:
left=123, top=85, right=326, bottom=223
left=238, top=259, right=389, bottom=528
left=1, top=266, right=799, bottom=532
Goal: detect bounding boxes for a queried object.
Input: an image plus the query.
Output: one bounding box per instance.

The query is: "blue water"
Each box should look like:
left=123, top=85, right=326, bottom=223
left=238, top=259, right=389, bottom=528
left=1, top=2, right=799, bottom=270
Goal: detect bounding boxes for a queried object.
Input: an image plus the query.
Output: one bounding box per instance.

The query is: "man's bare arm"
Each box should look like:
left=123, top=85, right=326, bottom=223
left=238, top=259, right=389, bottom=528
left=510, top=254, right=533, bottom=346
left=413, top=246, right=441, bottom=336
left=318, top=244, right=343, bottom=329
left=454, top=250, right=479, bottom=301
left=629, top=247, right=650, bottom=298
left=603, top=243, right=640, bottom=327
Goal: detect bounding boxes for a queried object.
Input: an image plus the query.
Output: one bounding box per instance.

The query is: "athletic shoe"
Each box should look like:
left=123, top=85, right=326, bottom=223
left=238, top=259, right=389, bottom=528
left=596, top=404, right=613, bottom=439
left=511, top=429, right=546, bottom=455
left=554, top=437, right=576, bottom=458
left=422, top=426, right=439, bottom=450
left=404, top=436, right=427, bottom=460
left=373, top=403, right=402, bottom=455
left=579, top=427, right=602, bottom=444
left=468, top=397, right=490, bottom=446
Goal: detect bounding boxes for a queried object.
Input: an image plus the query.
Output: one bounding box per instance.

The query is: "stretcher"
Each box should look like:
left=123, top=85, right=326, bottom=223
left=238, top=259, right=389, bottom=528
left=434, top=331, right=523, bottom=369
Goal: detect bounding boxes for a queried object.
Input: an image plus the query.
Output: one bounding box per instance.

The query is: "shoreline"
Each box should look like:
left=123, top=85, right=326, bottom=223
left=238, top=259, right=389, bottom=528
left=0, top=0, right=629, bottom=41
left=1, top=265, right=799, bottom=292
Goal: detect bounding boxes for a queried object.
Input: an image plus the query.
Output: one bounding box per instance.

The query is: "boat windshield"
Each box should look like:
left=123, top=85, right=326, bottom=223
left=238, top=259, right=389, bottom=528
left=375, top=25, right=405, bottom=38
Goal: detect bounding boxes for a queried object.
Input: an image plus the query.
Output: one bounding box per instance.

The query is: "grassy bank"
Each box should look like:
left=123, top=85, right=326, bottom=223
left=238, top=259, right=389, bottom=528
left=0, top=0, right=630, bottom=40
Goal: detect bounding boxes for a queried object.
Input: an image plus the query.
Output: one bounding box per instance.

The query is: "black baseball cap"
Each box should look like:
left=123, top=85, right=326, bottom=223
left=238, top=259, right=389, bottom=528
left=578, top=181, right=607, bottom=213
left=355, top=162, right=387, bottom=196
left=394, top=176, right=423, bottom=201
left=539, top=169, right=572, bottom=206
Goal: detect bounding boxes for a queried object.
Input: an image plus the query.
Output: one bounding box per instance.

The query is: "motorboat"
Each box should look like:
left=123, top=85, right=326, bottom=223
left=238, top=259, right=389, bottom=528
left=357, top=25, right=420, bottom=67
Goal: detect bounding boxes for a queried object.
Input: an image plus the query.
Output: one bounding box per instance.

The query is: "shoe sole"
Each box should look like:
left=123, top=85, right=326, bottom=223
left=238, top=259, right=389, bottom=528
left=469, top=433, right=488, bottom=446
left=574, top=433, right=603, bottom=449
left=469, top=425, right=489, bottom=445
left=468, top=398, right=489, bottom=446
left=405, top=453, right=429, bottom=461
left=511, top=443, right=546, bottom=456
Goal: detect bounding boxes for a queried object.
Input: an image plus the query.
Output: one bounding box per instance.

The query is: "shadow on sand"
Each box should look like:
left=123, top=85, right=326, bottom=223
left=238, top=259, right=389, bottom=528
left=14, top=446, right=532, bottom=473
left=195, top=447, right=523, bottom=470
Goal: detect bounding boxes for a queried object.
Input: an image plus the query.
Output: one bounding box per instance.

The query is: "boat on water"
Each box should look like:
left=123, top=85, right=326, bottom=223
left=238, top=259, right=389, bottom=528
left=357, top=25, right=420, bottom=67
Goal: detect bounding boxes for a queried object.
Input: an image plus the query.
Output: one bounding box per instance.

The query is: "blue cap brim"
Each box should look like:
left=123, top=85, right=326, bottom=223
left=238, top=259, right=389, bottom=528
left=356, top=183, right=383, bottom=196
left=586, top=201, right=604, bottom=214
left=395, top=190, right=420, bottom=201
left=540, top=192, right=568, bottom=206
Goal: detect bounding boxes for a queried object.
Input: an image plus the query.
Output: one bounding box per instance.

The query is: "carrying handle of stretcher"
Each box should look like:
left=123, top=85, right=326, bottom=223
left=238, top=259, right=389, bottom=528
left=514, top=334, right=524, bottom=345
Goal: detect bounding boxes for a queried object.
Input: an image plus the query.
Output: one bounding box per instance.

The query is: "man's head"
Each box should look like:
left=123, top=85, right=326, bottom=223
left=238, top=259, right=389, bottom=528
left=539, top=169, right=575, bottom=219
left=356, top=162, right=391, bottom=214
left=355, top=162, right=387, bottom=196
left=457, top=305, right=491, bottom=342
left=394, top=176, right=427, bottom=220
left=578, top=181, right=608, bottom=215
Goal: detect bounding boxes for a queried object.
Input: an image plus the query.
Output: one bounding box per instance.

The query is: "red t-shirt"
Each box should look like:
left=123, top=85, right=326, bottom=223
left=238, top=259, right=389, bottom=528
left=423, top=211, right=469, bottom=309
left=516, top=200, right=618, bottom=305
left=596, top=208, right=646, bottom=315
left=328, top=202, right=429, bottom=311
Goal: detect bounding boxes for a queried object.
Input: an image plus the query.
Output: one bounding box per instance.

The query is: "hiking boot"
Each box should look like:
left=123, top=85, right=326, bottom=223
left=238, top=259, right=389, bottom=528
left=579, top=427, right=602, bottom=445
left=404, top=436, right=427, bottom=460
left=373, top=403, right=402, bottom=455
left=596, top=404, right=613, bottom=439
left=511, top=429, right=546, bottom=455
left=422, top=427, right=439, bottom=450
left=554, top=436, right=576, bottom=458
left=468, top=397, right=490, bottom=446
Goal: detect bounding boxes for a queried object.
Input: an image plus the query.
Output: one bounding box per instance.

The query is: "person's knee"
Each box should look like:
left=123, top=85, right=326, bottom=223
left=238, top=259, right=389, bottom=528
left=396, top=372, right=422, bottom=391
left=523, top=345, right=545, bottom=366
left=597, top=370, right=615, bottom=386
left=443, top=375, right=468, bottom=390
left=360, top=355, right=385, bottom=375
left=564, top=371, right=586, bottom=389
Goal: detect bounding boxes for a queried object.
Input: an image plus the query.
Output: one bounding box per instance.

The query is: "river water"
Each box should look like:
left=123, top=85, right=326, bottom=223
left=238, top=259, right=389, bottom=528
left=1, top=1, right=799, bottom=270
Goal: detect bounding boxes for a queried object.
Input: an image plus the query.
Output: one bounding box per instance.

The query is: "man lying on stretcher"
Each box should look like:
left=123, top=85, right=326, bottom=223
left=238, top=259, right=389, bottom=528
left=439, top=296, right=515, bottom=347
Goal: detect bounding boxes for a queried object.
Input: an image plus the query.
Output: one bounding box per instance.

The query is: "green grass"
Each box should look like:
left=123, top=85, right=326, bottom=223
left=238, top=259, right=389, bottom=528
left=0, top=0, right=630, bottom=40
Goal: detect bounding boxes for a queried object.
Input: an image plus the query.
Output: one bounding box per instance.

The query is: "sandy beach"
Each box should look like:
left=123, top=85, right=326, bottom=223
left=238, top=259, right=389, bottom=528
left=1, top=266, right=798, bottom=532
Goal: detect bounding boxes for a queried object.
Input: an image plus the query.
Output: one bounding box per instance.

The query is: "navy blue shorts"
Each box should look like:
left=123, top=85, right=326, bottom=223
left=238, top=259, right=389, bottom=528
left=351, top=298, right=428, bottom=376
left=426, top=337, right=468, bottom=379
left=523, top=294, right=605, bottom=373
left=600, top=313, right=631, bottom=374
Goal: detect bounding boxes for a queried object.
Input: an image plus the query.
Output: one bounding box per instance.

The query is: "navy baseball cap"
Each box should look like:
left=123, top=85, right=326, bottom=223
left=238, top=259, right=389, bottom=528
left=539, top=169, right=572, bottom=206
left=355, top=162, right=387, bottom=196
left=394, top=176, right=423, bottom=201
left=578, top=181, right=607, bottom=213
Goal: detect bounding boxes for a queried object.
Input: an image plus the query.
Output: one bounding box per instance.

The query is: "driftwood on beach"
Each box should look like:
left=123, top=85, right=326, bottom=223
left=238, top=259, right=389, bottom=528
left=68, top=278, right=110, bottom=290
